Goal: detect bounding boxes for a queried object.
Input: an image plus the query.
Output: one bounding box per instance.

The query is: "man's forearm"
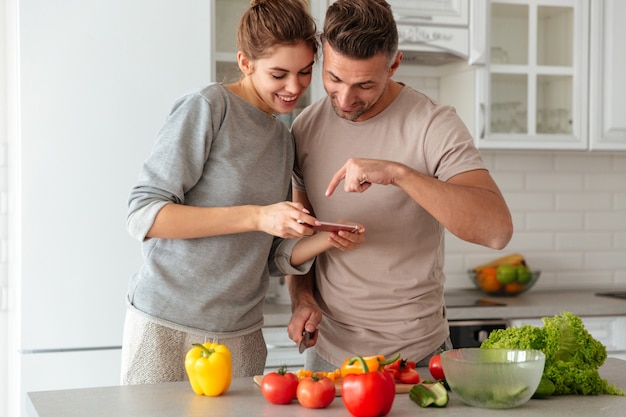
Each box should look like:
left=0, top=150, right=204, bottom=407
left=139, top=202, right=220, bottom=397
left=286, top=269, right=316, bottom=308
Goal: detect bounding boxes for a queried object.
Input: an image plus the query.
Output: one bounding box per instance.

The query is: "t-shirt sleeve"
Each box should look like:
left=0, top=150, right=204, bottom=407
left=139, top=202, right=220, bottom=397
left=423, top=105, right=486, bottom=182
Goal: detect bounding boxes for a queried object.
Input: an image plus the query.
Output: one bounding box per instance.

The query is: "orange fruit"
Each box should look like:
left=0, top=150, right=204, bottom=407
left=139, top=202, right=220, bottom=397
left=476, top=267, right=502, bottom=293
left=504, top=282, right=525, bottom=294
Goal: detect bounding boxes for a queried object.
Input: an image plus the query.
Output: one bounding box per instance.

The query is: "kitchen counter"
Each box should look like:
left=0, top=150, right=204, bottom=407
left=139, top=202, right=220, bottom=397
left=263, top=289, right=626, bottom=326
left=27, top=358, right=626, bottom=417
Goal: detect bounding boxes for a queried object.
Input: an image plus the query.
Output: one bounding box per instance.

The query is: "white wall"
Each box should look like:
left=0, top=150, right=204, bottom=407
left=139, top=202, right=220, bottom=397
left=3, top=1, right=214, bottom=416
left=1, top=1, right=10, bottom=416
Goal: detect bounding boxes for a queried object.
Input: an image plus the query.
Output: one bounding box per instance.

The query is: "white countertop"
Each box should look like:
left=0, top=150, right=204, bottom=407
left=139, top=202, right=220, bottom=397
left=27, top=358, right=626, bottom=417
left=263, top=289, right=626, bottom=327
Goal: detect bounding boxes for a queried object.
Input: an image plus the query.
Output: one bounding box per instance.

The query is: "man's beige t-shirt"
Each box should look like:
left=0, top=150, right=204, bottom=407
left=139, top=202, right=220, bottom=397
left=292, top=85, right=486, bottom=365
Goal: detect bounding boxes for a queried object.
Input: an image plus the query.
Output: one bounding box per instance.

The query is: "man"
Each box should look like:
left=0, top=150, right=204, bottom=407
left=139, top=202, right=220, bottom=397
left=287, top=0, right=513, bottom=371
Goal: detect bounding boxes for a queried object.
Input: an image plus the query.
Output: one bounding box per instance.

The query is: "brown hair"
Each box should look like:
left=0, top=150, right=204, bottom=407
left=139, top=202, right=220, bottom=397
left=237, top=0, right=318, bottom=61
left=322, top=0, right=398, bottom=62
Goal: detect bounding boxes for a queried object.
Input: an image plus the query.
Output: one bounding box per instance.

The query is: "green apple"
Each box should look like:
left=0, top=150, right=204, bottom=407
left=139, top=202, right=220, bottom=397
left=496, top=264, right=517, bottom=284
left=516, top=265, right=533, bottom=285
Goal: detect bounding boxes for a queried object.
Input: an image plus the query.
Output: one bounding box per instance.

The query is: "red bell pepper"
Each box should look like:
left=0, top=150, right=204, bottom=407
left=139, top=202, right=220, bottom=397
left=341, top=356, right=396, bottom=417
left=382, top=358, right=421, bottom=384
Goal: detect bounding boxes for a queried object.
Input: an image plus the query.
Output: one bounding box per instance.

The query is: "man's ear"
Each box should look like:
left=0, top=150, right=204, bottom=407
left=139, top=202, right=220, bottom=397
left=388, top=51, right=402, bottom=77
left=237, top=51, right=253, bottom=75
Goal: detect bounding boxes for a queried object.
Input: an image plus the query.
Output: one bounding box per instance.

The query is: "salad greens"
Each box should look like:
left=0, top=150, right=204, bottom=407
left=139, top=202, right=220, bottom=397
left=481, top=311, right=626, bottom=396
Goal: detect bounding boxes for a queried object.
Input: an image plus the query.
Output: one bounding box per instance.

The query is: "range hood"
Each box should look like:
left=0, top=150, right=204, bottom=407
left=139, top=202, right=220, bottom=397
left=397, top=26, right=469, bottom=66
left=390, top=0, right=473, bottom=66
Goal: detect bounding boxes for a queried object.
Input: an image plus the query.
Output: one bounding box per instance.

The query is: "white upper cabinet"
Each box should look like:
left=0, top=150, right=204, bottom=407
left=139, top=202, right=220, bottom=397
left=466, top=0, right=625, bottom=151
left=589, top=0, right=626, bottom=150
left=213, top=0, right=248, bottom=83
left=474, top=0, right=589, bottom=150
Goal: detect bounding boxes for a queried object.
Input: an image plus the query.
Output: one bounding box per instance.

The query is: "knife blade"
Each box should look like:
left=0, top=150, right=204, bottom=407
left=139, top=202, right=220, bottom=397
left=298, top=330, right=316, bottom=354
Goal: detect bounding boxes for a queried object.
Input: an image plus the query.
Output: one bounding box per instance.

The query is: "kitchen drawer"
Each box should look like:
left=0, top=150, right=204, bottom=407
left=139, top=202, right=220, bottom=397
left=262, top=327, right=294, bottom=348
left=262, top=327, right=304, bottom=373
left=509, top=316, right=626, bottom=358
left=264, top=347, right=304, bottom=373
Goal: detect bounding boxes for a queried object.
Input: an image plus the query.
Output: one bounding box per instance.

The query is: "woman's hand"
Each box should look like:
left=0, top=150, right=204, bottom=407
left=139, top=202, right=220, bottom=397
left=257, top=202, right=317, bottom=238
left=324, top=221, right=365, bottom=251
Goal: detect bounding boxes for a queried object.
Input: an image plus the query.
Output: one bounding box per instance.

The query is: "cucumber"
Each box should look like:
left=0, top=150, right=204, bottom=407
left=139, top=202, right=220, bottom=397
left=409, top=382, right=449, bottom=408
left=532, top=376, right=556, bottom=399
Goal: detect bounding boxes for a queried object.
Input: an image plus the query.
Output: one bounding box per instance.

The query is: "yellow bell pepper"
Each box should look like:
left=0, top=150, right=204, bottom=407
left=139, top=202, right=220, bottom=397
left=184, top=342, right=232, bottom=396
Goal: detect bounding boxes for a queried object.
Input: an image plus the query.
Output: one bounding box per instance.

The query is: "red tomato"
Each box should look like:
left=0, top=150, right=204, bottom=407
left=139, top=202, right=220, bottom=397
left=260, top=367, right=299, bottom=405
left=428, top=354, right=445, bottom=381
left=384, top=358, right=420, bottom=384
left=397, top=367, right=420, bottom=384
left=296, top=376, right=336, bottom=409
left=383, top=358, right=402, bottom=372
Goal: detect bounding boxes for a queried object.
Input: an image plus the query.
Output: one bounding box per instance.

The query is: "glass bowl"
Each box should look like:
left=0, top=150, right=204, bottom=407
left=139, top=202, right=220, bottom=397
left=441, top=348, right=545, bottom=409
left=468, top=269, right=540, bottom=297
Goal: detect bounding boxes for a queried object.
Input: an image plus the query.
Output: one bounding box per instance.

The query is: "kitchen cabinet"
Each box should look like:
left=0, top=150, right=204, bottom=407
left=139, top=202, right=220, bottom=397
left=444, top=0, right=626, bottom=151
left=440, top=0, right=626, bottom=151
left=509, top=316, right=626, bottom=360
left=472, top=0, right=590, bottom=150
left=262, top=327, right=304, bottom=373
left=588, top=0, right=626, bottom=150
left=213, top=0, right=247, bottom=84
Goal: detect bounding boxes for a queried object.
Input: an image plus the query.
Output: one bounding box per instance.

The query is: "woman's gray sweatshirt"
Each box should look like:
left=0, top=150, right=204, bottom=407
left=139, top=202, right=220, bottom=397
left=126, top=83, right=310, bottom=335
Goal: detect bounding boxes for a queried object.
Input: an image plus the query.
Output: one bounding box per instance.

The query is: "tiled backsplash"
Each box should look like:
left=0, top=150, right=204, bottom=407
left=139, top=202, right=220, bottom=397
left=444, top=151, right=626, bottom=291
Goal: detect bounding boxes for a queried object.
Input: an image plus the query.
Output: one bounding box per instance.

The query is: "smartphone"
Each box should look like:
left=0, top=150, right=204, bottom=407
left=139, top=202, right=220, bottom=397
left=312, top=221, right=360, bottom=233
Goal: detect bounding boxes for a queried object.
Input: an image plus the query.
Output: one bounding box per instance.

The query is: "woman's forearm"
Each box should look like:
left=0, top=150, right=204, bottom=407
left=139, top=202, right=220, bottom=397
left=146, top=203, right=260, bottom=239
left=289, top=233, right=333, bottom=266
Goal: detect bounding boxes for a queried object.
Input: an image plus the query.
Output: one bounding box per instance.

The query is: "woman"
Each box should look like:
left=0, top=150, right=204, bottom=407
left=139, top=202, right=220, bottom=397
left=122, top=0, right=364, bottom=384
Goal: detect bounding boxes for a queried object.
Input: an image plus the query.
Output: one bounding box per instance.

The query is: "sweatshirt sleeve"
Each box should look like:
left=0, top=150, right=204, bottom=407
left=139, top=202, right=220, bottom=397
left=268, top=237, right=315, bottom=277
left=126, top=200, right=169, bottom=241
left=126, top=91, right=216, bottom=240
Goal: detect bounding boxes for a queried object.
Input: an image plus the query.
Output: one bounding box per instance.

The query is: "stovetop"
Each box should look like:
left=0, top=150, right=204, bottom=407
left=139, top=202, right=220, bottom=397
left=444, top=294, right=506, bottom=308
left=596, top=291, right=626, bottom=300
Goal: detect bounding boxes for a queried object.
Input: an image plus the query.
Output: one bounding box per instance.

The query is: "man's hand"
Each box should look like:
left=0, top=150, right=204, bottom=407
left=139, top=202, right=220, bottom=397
left=325, top=158, right=403, bottom=196
left=287, top=295, right=322, bottom=349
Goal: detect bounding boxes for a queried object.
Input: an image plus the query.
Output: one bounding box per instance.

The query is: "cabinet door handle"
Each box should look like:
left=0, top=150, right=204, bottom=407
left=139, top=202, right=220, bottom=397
left=479, top=103, right=485, bottom=139
left=477, top=330, right=490, bottom=343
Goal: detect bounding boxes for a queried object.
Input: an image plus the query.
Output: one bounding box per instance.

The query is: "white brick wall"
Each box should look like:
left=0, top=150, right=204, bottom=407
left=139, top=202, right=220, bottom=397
left=444, top=151, right=626, bottom=291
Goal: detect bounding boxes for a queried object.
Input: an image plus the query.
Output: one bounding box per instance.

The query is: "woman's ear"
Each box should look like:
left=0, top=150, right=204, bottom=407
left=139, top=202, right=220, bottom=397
left=237, top=51, right=253, bottom=75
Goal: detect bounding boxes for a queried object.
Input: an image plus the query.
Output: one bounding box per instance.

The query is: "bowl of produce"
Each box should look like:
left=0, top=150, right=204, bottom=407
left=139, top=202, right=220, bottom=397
left=469, top=253, right=540, bottom=296
left=440, top=348, right=545, bottom=409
